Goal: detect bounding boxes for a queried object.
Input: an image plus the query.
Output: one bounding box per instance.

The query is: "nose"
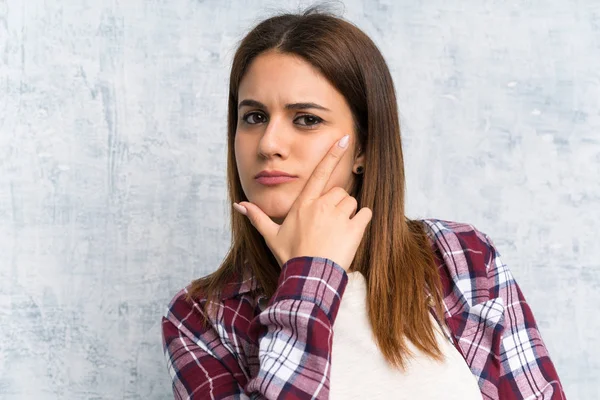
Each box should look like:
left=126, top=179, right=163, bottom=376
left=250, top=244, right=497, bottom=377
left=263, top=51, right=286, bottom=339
left=257, top=114, right=291, bottom=159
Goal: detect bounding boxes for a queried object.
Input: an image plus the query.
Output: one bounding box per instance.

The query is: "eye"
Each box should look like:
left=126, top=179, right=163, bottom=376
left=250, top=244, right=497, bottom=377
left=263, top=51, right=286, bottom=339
left=242, top=112, right=267, bottom=124
left=294, top=114, right=323, bottom=128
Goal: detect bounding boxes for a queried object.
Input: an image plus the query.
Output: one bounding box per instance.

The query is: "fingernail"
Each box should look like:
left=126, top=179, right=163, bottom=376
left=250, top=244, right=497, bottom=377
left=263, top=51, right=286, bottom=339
left=233, top=202, right=247, bottom=215
left=338, top=134, right=350, bottom=148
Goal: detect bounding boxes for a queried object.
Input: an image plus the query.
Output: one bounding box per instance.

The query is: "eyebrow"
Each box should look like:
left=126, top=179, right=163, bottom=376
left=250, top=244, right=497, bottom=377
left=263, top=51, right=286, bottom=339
left=238, top=99, right=331, bottom=112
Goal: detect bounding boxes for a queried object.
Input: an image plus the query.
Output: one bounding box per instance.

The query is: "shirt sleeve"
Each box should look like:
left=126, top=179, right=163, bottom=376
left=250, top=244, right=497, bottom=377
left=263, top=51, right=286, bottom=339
left=482, top=233, right=566, bottom=399
left=162, top=256, right=348, bottom=400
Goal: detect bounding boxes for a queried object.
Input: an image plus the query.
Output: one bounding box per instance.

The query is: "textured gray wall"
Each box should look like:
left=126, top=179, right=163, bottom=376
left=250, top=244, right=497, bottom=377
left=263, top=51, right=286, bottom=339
left=1, top=0, right=598, bottom=398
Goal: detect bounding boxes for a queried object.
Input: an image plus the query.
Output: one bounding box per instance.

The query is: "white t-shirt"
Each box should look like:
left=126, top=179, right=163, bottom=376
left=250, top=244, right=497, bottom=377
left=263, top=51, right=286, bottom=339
left=330, top=271, right=482, bottom=399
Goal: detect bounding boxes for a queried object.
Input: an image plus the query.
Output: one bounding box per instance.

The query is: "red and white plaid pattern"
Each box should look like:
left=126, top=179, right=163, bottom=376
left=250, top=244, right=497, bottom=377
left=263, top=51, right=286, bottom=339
left=162, top=219, right=565, bottom=399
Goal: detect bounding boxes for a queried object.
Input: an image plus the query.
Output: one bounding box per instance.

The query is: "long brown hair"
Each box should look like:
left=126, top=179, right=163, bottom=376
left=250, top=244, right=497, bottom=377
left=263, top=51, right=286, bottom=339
left=187, top=5, right=445, bottom=369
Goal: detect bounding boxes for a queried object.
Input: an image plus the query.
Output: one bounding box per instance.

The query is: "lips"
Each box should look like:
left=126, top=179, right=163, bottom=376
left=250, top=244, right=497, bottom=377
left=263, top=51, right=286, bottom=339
left=254, top=170, right=297, bottom=179
left=255, top=176, right=298, bottom=186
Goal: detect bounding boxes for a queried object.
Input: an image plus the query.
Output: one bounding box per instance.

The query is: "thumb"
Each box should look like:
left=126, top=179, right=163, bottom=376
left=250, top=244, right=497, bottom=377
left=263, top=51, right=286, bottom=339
left=236, top=202, right=279, bottom=240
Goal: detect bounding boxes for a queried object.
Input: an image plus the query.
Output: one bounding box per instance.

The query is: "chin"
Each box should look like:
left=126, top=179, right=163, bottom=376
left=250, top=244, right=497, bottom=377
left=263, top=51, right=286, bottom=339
left=249, top=193, right=293, bottom=222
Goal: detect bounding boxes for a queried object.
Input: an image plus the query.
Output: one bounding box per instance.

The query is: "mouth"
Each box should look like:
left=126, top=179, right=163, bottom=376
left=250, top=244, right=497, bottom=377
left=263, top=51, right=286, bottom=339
left=254, top=169, right=298, bottom=186
left=255, top=176, right=298, bottom=186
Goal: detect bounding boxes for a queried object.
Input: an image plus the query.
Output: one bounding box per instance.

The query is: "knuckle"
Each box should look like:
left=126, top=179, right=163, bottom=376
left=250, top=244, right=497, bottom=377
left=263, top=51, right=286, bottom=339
left=317, top=200, right=329, bottom=212
left=331, top=187, right=348, bottom=196
left=294, top=203, right=306, bottom=215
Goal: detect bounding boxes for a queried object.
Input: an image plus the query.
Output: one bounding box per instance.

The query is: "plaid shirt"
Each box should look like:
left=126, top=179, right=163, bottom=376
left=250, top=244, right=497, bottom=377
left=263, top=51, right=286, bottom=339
left=162, top=219, right=565, bottom=399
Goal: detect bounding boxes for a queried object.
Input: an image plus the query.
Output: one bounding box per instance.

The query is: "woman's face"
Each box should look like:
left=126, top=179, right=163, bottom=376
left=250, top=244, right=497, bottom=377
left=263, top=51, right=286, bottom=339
left=235, top=50, right=364, bottom=224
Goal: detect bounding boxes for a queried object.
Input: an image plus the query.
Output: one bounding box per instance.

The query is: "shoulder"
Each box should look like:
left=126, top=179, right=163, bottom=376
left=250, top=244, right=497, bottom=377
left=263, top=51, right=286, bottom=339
left=166, top=268, right=257, bottom=310
left=420, top=218, right=494, bottom=251
left=162, top=282, right=229, bottom=355
left=166, top=285, right=196, bottom=315
left=419, top=218, right=497, bottom=271
left=163, top=269, right=259, bottom=334
left=162, top=285, right=207, bottom=340
left=162, top=277, right=224, bottom=332
left=161, top=284, right=243, bottom=383
left=418, top=218, right=503, bottom=305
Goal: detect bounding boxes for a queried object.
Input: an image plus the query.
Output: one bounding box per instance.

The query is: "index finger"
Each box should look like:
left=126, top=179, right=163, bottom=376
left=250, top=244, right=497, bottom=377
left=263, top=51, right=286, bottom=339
left=296, top=134, right=350, bottom=203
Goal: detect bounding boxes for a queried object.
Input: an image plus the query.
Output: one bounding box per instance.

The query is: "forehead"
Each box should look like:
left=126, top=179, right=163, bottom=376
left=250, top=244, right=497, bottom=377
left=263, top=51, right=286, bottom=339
left=238, top=51, right=344, bottom=106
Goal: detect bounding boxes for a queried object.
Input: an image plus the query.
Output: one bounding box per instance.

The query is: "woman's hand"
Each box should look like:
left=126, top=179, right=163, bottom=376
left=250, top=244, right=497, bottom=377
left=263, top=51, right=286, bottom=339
left=233, top=134, right=372, bottom=272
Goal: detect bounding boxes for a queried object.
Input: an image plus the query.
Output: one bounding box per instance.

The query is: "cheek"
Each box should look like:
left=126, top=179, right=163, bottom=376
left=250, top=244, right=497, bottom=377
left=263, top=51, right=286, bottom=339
left=311, top=151, right=354, bottom=193
left=301, top=140, right=332, bottom=166
left=327, top=161, right=354, bottom=191
left=234, top=135, right=249, bottom=170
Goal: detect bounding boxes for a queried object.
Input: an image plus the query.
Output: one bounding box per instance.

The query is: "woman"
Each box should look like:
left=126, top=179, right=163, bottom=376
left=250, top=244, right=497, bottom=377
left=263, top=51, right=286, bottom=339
left=162, top=7, right=565, bottom=399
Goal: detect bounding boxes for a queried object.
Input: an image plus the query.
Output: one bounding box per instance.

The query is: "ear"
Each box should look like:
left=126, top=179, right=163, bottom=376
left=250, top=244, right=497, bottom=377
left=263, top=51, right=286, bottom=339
left=352, top=152, right=366, bottom=171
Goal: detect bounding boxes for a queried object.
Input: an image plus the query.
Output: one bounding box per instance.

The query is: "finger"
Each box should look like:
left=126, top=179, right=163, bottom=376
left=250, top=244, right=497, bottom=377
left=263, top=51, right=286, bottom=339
left=351, top=207, right=373, bottom=230
left=336, top=195, right=358, bottom=218
left=296, top=134, right=350, bottom=204
left=320, top=186, right=349, bottom=206
left=236, top=202, right=279, bottom=241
